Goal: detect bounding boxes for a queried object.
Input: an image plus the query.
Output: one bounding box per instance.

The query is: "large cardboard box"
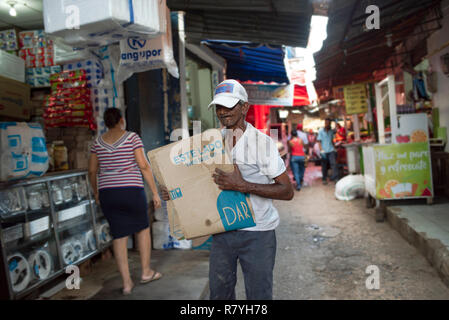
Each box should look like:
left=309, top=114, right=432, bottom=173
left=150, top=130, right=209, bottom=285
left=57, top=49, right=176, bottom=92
left=0, top=75, right=31, bottom=120
left=148, top=129, right=256, bottom=240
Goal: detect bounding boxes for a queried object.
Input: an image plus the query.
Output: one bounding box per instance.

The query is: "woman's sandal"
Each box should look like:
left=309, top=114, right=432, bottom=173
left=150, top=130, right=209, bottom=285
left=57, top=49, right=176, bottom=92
left=140, top=271, right=162, bottom=284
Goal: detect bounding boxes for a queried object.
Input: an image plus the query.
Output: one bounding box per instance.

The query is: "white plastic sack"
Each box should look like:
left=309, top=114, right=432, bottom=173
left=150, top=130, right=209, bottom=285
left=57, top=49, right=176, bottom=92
left=0, top=123, right=49, bottom=181
left=117, top=4, right=179, bottom=83
left=152, top=221, right=192, bottom=250
left=54, top=39, right=95, bottom=65
left=335, top=175, right=366, bottom=201
left=154, top=200, right=169, bottom=222
left=152, top=221, right=173, bottom=250
left=43, top=0, right=166, bottom=48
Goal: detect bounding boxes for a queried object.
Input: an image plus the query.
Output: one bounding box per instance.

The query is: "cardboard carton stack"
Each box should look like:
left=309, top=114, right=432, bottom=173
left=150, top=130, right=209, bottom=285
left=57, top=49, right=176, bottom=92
left=0, top=75, right=30, bottom=120
left=19, top=30, right=54, bottom=68
left=0, top=29, right=19, bottom=54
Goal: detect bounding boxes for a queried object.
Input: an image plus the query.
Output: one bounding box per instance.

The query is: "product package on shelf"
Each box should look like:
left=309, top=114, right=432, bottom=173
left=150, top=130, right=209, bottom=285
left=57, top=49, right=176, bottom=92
left=0, top=29, right=19, bottom=51
left=26, top=66, right=62, bottom=88
left=63, top=59, right=104, bottom=87
left=0, top=122, right=49, bottom=181
left=19, top=30, right=53, bottom=49
left=44, top=70, right=97, bottom=131
left=18, top=30, right=54, bottom=68
left=0, top=50, right=25, bottom=82
left=43, top=0, right=166, bottom=48
left=117, top=4, right=179, bottom=83
left=19, top=47, right=55, bottom=68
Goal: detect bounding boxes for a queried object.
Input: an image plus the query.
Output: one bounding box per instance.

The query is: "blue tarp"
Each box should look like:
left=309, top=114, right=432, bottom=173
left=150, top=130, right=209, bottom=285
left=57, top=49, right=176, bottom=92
left=203, top=40, right=289, bottom=84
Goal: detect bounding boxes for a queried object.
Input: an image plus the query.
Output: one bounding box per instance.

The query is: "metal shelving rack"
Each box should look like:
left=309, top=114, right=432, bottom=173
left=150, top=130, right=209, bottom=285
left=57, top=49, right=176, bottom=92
left=0, top=170, right=111, bottom=300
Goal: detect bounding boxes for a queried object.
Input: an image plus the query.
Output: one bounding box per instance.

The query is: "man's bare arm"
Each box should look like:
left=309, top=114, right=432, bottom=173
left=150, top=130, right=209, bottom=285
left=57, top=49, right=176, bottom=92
left=213, top=165, right=294, bottom=201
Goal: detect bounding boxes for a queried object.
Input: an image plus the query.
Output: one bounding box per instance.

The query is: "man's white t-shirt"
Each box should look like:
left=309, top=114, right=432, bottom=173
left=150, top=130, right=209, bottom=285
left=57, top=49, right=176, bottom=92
left=222, top=122, right=287, bottom=231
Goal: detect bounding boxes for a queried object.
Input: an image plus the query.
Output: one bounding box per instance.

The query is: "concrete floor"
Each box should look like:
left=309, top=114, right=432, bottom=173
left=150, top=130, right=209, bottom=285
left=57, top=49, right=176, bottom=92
left=387, top=202, right=449, bottom=287
left=231, top=166, right=449, bottom=300
left=51, top=165, right=449, bottom=300
left=51, top=249, right=210, bottom=300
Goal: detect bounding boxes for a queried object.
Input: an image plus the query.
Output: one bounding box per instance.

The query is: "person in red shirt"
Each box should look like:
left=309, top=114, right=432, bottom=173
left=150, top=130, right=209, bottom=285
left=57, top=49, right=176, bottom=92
left=288, top=130, right=306, bottom=191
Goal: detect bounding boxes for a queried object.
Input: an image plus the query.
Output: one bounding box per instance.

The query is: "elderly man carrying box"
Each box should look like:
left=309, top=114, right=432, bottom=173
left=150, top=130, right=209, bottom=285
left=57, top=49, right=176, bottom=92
left=162, top=80, right=294, bottom=300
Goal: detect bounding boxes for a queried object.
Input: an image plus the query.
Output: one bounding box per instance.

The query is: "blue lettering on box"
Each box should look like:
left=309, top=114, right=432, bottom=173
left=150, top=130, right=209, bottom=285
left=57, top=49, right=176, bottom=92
left=216, top=191, right=255, bottom=231
left=170, top=188, right=183, bottom=200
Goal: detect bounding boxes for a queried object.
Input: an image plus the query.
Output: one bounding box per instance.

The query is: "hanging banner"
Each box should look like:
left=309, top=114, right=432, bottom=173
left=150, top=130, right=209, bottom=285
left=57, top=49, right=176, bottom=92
left=242, top=84, right=294, bottom=106
left=343, top=83, right=368, bottom=115
left=374, top=142, right=433, bottom=199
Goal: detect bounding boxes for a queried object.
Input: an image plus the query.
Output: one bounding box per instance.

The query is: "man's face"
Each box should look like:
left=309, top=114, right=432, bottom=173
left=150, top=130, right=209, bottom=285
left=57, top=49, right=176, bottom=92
left=215, top=102, right=248, bottom=128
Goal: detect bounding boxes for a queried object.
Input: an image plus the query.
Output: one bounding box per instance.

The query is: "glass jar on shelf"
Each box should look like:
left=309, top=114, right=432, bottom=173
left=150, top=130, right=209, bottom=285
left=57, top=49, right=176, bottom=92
left=62, top=184, right=73, bottom=203
left=28, top=191, right=42, bottom=211
left=51, top=183, right=63, bottom=206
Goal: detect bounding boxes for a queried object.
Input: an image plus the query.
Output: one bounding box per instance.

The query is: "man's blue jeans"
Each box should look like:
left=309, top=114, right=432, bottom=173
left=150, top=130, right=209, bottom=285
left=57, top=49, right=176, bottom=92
left=209, top=230, right=277, bottom=300
left=321, top=151, right=338, bottom=181
left=290, top=156, right=306, bottom=190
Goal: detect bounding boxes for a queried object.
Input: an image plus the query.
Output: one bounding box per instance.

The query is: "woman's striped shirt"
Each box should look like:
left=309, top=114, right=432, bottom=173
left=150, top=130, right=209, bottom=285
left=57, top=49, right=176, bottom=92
left=90, top=131, right=145, bottom=190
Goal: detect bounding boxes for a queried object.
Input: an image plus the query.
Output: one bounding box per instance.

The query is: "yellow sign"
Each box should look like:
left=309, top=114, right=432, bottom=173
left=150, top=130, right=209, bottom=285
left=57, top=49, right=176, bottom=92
left=343, top=83, right=368, bottom=115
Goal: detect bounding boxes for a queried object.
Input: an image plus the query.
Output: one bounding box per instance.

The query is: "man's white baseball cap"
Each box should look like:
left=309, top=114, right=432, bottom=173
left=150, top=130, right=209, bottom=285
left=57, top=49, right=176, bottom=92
left=208, top=79, right=248, bottom=109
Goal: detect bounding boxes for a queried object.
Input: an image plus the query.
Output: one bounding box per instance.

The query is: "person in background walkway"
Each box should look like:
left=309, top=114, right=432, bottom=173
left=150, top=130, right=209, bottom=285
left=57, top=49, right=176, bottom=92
left=88, top=108, right=162, bottom=295
left=317, top=118, right=338, bottom=185
left=334, top=122, right=347, bottom=148
left=288, top=130, right=306, bottom=191
left=296, top=123, right=309, bottom=154
left=307, top=129, right=318, bottom=159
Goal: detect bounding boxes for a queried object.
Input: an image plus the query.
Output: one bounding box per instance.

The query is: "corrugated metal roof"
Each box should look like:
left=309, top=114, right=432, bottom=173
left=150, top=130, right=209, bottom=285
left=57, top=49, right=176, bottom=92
left=314, top=0, right=443, bottom=90
left=167, top=0, right=313, bottom=47
left=204, top=40, right=288, bottom=83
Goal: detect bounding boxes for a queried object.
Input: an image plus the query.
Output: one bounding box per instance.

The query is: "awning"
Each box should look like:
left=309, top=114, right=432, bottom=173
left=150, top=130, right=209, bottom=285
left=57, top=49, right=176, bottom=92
left=314, top=0, right=443, bottom=91
left=204, top=40, right=289, bottom=83
left=167, top=0, right=313, bottom=47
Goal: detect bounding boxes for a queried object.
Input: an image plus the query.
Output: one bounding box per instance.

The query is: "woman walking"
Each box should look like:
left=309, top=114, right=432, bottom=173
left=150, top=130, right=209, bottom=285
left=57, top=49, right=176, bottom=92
left=88, top=108, right=162, bottom=295
left=288, top=130, right=306, bottom=191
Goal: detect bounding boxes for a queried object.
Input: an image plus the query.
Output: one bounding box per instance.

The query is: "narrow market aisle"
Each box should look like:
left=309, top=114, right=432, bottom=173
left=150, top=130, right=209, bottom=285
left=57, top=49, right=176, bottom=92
left=234, top=165, right=449, bottom=300
left=50, top=250, right=210, bottom=300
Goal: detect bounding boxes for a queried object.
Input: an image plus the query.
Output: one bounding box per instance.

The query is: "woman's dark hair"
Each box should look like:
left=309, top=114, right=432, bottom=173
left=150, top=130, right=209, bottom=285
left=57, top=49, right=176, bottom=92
left=291, top=130, right=298, bottom=137
left=104, top=108, right=122, bottom=129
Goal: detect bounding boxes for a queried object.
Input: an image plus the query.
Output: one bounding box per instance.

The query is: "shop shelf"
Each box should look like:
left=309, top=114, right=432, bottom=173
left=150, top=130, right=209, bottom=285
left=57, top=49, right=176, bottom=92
left=56, top=215, right=93, bottom=235
left=5, top=231, right=54, bottom=252
left=0, top=171, right=101, bottom=300
left=0, top=208, right=52, bottom=225
left=13, top=269, right=64, bottom=300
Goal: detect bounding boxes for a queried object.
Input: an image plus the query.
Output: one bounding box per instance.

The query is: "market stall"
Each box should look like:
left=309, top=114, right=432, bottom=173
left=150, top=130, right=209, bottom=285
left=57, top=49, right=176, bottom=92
left=362, top=75, right=434, bottom=221
left=0, top=0, right=174, bottom=300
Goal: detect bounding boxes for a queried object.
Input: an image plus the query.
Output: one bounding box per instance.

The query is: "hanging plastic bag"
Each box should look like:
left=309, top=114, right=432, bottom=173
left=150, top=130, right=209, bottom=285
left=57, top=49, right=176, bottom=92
left=117, top=4, right=179, bottom=83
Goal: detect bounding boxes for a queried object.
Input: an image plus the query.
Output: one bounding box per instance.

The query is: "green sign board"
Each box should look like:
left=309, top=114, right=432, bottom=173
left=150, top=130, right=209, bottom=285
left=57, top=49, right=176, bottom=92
left=374, top=142, right=433, bottom=199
